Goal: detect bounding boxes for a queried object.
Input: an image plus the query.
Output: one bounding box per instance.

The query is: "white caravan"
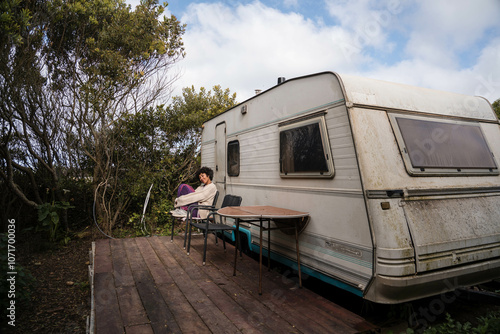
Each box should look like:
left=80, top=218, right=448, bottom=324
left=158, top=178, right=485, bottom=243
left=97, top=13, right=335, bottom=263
left=200, top=72, right=500, bottom=303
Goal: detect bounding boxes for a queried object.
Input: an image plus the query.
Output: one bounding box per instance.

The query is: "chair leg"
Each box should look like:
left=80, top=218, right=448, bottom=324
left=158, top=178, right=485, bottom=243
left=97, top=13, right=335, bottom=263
left=222, top=231, right=227, bottom=251
left=202, top=228, right=209, bottom=265
left=187, top=223, right=193, bottom=255
left=183, top=218, right=190, bottom=249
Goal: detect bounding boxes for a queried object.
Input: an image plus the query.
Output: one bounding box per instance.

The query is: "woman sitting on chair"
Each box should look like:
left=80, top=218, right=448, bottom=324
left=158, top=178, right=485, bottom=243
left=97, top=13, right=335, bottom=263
left=170, top=167, right=217, bottom=219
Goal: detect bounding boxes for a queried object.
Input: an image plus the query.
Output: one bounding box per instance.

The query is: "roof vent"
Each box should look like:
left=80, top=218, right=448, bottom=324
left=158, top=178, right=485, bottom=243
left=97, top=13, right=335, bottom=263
left=277, top=77, right=286, bottom=85
left=255, top=89, right=262, bottom=95
left=240, top=105, right=247, bottom=115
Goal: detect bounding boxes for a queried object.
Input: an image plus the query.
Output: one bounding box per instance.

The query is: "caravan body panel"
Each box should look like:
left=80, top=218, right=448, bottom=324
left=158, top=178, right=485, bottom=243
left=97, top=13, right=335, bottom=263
left=201, top=72, right=500, bottom=303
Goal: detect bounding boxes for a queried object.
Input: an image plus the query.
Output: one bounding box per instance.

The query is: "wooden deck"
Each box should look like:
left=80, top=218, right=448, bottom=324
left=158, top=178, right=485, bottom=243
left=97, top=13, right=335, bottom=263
left=91, top=234, right=378, bottom=333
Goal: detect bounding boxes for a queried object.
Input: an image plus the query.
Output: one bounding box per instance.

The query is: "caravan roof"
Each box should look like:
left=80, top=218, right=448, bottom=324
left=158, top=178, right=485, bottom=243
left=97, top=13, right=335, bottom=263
left=339, top=73, right=497, bottom=121
left=221, top=72, right=497, bottom=122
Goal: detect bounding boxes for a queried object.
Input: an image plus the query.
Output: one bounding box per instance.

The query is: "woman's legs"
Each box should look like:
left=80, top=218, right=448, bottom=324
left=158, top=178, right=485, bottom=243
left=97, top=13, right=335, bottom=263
left=176, top=184, right=198, bottom=217
left=177, top=184, right=195, bottom=198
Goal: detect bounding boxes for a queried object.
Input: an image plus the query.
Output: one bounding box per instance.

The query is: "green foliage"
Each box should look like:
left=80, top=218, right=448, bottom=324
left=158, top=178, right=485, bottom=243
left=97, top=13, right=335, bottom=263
left=74, top=280, right=90, bottom=291
left=170, top=85, right=238, bottom=128
left=420, top=312, right=500, bottom=334
left=1, top=0, right=187, bottom=234
left=493, top=98, right=500, bottom=119
left=0, top=0, right=32, bottom=46
left=1, top=0, right=234, bottom=237
left=59, top=176, right=94, bottom=231
left=475, top=312, right=500, bottom=334
left=112, top=85, right=236, bottom=234
left=115, top=197, right=179, bottom=238
left=37, top=201, right=74, bottom=242
left=45, top=0, right=185, bottom=94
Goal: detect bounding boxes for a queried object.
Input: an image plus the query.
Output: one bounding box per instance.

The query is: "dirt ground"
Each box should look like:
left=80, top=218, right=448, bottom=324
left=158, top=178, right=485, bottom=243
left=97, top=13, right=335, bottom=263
left=12, top=230, right=94, bottom=334
left=9, top=227, right=500, bottom=333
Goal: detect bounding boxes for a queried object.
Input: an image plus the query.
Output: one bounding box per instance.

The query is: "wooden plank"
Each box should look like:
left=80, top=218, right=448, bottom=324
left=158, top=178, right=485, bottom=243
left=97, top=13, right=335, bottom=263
left=243, top=257, right=365, bottom=332
left=197, top=279, right=276, bottom=334
left=186, top=234, right=374, bottom=333
left=132, top=269, right=181, bottom=333
left=154, top=237, right=241, bottom=334
left=135, top=237, right=211, bottom=332
left=167, top=236, right=301, bottom=333
left=110, top=239, right=135, bottom=287
left=125, top=324, right=154, bottom=334
left=134, top=237, right=174, bottom=285
left=94, top=239, right=113, bottom=274
left=95, top=238, right=111, bottom=256
left=147, top=237, right=212, bottom=334
left=172, top=236, right=289, bottom=333
left=156, top=283, right=211, bottom=334
left=253, top=266, right=375, bottom=333
left=94, top=271, right=124, bottom=333
left=154, top=236, right=271, bottom=333
left=116, top=286, right=149, bottom=328
left=184, top=235, right=333, bottom=333
left=94, top=235, right=378, bottom=334
left=122, top=237, right=147, bottom=271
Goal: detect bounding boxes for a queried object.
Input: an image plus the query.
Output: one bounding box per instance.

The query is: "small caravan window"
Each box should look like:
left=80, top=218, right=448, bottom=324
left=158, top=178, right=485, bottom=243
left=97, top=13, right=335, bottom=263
left=279, top=116, right=334, bottom=178
left=227, top=140, right=240, bottom=176
left=389, top=114, right=498, bottom=176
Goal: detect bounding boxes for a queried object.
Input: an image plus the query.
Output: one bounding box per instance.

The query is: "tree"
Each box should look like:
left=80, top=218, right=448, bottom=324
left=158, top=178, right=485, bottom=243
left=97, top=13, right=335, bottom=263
left=0, top=0, right=185, bottom=234
left=493, top=98, right=500, bottom=119
left=159, top=84, right=237, bottom=187
left=1, top=0, right=61, bottom=211
left=114, top=85, right=237, bottom=234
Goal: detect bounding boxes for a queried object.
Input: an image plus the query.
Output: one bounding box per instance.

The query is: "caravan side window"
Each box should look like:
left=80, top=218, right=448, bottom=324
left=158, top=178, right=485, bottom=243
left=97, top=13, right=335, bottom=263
left=389, top=113, right=499, bottom=176
left=227, top=140, right=240, bottom=176
left=279, top=116, right=334, bottom=178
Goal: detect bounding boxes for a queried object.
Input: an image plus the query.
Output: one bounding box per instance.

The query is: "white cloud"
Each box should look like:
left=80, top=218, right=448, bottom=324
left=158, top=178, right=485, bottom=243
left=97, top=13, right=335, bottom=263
left=404, top=0, right=500, bottom=66
left=361, top=0, right=500, bottom=102
left=175, top=1, right=365, bottom=100
left=470, top=38, right=500, bottom=102
left=123, top=0, right=500, bottom=104
left=324, top=0, right=407, bottom=50
left=363, top=36, right=500, bottom=104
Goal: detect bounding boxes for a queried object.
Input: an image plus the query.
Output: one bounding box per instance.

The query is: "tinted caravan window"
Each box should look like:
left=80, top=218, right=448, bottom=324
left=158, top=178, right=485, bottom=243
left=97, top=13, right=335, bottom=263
left=227, top=140, right=240, bottom=176
left=279, top=116, right=334, bottom=178
left=389, top=114, right=498, bottom=176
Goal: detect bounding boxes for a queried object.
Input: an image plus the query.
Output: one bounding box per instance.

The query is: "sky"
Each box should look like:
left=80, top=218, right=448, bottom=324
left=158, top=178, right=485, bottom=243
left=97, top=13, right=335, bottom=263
left=126, top=0, right=500, bottom=104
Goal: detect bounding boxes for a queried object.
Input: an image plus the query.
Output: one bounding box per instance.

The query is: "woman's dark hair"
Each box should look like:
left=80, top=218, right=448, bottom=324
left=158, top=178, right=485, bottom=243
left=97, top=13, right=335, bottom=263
left=196, top=166, right=214, bottom=180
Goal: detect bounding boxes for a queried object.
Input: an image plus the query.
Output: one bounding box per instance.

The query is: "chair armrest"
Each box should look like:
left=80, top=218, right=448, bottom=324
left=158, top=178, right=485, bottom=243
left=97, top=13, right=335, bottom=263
left=186, top=204, right=217, bottom=219
left=187, top=204, right=217, bottom=213
left=196, top=205, right=218, bottom=211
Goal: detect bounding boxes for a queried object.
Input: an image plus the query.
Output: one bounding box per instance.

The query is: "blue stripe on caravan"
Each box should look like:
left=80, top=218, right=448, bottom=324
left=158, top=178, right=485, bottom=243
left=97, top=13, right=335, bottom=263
left=223, top=227, right=363, bottom=297
left=223, top=227, right=252, bottom=250
left=249, top=243, right=364, bottom=297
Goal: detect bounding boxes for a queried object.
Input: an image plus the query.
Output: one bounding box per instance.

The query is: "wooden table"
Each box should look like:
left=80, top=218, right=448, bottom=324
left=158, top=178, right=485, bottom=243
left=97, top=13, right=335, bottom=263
left=217, top=206, right=309, bottom=295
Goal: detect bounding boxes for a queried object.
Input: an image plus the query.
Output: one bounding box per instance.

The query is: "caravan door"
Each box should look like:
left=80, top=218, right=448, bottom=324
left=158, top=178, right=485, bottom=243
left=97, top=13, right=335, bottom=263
left=215, top=122, right=226, bottom=193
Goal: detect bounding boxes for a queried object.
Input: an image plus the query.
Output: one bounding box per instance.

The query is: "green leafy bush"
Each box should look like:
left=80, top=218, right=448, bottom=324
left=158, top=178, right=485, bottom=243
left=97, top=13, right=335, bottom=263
left=421, top=312, right=500, bottom=334
left=37, top=201, right=74, bottom=242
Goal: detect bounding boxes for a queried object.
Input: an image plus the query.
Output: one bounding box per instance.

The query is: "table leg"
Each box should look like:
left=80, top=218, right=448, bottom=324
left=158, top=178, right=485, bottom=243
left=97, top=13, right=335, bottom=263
left=233, top=218, right=239, bottom=276
left=267, top=219, right=271, bottom=271
left=259, top=218, right=263, bottom=295
left=295, top=219, right=302, bottom=288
